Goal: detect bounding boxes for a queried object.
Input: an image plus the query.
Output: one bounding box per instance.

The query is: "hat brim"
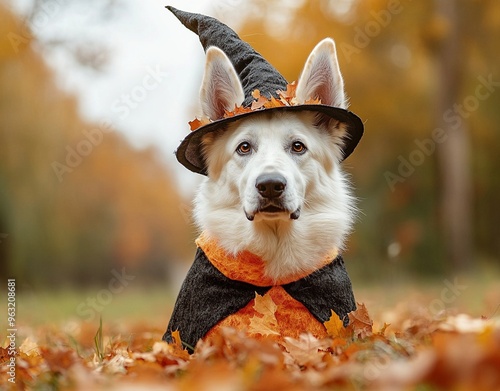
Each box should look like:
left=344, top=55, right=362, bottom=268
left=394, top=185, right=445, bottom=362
left=176, top=104, right=364, bottom=175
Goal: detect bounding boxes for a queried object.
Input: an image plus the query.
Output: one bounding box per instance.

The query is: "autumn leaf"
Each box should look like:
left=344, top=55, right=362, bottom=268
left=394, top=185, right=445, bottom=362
left=348, top=302, right=374, bottom=339
left=188, top=117, right=210, bottom=131
left=223, top=104, right=253, bottom=118
left=168, top=330, right=191, bottom=360
left=277, top=82, right=297, bottom=100
left=189, top=82, right=318, bottom=128
left=19, top=337, right=40, bottom=356
left=40, top=346, right=77, bottom=373
left=378, top=322, right=391, bottom=336
left=250, top=89, right=268, bottom=110
left=248, top=292, right=280, bottom=336
left=263, top=95, right=286, bottom=109
left=283, top=333, right=330, bottom=368
left=324, top=310, right=351, bottom=339
left=304, top=97, right=322, bottom=105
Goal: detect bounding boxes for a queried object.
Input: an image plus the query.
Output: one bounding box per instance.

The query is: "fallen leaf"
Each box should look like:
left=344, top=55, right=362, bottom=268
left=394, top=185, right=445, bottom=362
left=283, top=333, right=330, bottom=368
left=40, top=346, right=76, bottom=373
left=249, top=293, right=280, bottom=336
left=168, top=330, right=191, bottom=360
left=348, top=303, right=374, bottom=339
left=324, top=310, right=351, bottom=339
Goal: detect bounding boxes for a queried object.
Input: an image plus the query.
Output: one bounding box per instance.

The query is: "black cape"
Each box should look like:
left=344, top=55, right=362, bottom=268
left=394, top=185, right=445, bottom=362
left=163, top=247, right=356, bottom=351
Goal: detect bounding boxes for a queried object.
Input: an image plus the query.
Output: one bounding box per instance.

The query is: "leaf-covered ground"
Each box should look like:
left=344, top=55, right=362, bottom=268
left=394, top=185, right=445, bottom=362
left=2, top=295, right=500, bottom=391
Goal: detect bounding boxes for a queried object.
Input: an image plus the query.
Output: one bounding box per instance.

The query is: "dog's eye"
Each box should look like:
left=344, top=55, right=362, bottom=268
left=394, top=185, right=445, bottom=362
left=291, top=141, right=306, bottom=154
left=236, top=142, right=252, bottom=155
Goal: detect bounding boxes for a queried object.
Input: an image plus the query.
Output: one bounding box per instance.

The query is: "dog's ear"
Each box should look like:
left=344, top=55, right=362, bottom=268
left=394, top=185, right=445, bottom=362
left=200, top=46, right=245, bottom=120
left=295, top=38, right=347, bottom=109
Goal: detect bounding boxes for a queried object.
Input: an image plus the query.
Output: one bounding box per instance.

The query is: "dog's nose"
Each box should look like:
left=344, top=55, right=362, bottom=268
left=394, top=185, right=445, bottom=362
left=255, top=174, right=287, bottom=199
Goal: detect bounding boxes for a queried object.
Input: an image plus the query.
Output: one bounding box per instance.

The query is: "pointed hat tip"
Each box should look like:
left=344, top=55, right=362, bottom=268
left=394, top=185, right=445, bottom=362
left=165, top=5, right=181, bottom=17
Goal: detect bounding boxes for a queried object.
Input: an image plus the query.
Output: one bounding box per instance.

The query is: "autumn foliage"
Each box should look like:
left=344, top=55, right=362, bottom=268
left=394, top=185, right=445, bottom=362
left=2, top=302, right=500, bottom=390
left=188, top=82, right=321, bottom=131
left=0, top=5, right=191, bottom=284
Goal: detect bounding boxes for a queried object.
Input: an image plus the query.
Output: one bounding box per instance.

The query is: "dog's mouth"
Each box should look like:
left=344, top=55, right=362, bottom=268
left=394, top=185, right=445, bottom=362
left=245, top=205, right=301, bottom=221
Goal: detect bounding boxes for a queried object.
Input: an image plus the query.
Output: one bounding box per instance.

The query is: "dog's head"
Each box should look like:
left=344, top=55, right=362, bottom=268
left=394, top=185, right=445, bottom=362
left=193, top=39, right=356, bottom=278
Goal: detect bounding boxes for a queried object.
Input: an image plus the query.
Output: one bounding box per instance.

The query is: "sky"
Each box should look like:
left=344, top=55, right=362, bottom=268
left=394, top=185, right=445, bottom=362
left=8, top=0, right=250, bottom=194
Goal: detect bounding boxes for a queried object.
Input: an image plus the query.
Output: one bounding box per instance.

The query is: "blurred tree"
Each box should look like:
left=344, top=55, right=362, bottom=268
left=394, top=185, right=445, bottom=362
left=431, top=0, right=472, bottom=272
left=0, top=4, right=192, bottom=287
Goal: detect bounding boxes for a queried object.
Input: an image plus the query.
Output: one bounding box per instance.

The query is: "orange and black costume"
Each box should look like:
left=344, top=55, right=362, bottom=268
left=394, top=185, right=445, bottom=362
left=162, top=235, right=356, bottom=351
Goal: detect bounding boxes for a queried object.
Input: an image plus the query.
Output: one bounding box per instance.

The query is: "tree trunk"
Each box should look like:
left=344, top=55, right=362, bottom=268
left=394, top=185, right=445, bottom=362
left=434, top=0, right=473, bottom=272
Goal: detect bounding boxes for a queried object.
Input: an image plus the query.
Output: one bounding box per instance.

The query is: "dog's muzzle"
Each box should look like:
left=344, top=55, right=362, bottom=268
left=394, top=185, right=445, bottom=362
left=245, top=173, right=301, bottom=221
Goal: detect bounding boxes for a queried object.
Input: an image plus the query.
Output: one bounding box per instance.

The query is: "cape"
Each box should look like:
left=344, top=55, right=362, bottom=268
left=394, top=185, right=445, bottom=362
left=163, top=235, right=356, bottom=351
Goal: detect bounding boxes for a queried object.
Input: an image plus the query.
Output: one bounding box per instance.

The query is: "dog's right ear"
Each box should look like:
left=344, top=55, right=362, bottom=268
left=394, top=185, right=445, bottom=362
left=295, top=38, right=347, bottom=109
left=200, top=47, right=245, bottom=120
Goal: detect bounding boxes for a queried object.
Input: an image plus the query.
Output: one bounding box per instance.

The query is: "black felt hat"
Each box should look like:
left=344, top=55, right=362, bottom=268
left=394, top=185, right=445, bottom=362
left=167, top=6, right=364, bottom=175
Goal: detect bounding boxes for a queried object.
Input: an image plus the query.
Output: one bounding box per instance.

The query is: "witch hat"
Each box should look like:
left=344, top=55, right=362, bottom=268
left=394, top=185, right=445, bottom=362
left=167, top=6, right=364, bottom=175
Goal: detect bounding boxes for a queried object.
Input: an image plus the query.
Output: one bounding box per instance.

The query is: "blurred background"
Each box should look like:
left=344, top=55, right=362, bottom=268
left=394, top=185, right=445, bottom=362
left=0, top=0, right=499, bottom=323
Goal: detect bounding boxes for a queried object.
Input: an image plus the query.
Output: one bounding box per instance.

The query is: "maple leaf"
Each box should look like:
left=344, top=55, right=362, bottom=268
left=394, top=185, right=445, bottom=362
left=223, top=104, right=253, bottom=118
left=283, top=333, right=330, bottom=368
left=250, top=89, right=268, bottom=110
left=324, top=310, right=351, bottom=339
left=348, top=302, right=374, bottom=339
left=304, top=97, right=322, bottom=105
left=264, top=96, right=286, bottom=109
left=188, top=117, right=210, bottom=131
left=277, top=82, right=297, bottom=101
left=248, top=293, right=280, bottom=336
left=168, top=330, right=191, bottom=359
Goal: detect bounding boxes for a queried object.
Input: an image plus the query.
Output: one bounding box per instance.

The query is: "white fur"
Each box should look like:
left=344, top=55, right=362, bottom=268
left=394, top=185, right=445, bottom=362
left=200, top=46, right=245, bottom=120
left=295, top=38, right=347, bottom=109
left=193, top=39, right=355, bottom=281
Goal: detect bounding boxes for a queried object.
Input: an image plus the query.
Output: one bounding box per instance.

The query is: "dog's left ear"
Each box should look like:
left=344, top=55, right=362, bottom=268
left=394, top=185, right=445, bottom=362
left=295, top=38, right=346, bottom=109
left=200, top=46, right=245, bottom=120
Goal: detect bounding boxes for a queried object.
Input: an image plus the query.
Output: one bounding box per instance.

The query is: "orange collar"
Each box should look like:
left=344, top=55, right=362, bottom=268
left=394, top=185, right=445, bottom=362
left=195, top=232, right=338, bottom=286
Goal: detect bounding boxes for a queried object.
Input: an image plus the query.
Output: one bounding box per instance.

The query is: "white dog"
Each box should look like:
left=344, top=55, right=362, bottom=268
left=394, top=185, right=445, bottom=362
left=194, top=39, right=355, bottom=281
left=164, top=6, right=363, bottom=350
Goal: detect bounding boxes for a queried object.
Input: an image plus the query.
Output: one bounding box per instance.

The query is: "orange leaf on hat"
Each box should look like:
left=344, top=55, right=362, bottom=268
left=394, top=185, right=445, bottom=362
left=223, top=104, right=253, bottom=118
left=250, top=89, right=268, bottom=110
left=304, top=97, right=322, bottom=105
left=277, top=82, right=297, bottom=101
left=188, top=117, right=210, bottom=131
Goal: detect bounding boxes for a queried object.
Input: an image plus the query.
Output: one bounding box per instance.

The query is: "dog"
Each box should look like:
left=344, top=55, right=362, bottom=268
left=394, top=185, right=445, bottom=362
left=163, top=7, right=363, bottom=351
left=194, top=41, right=355, bottom=281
